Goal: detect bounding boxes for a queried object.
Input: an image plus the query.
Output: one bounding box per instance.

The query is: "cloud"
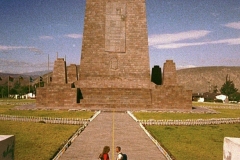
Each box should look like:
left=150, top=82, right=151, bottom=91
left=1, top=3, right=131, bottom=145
left=177, top=64, right=197, bottom=69
left=39, top=36, right=54, bottom=40
left=64, top=34, right=82, bottom=39
left=153, top=38, right=240, bottom=49
left=0, top=58, right=53, bottom=73
left=0, top=45, right=33, bottom=51
left=211, top=12, right=220, bottom=17
left=224, top=21, right=240, bottom=30
left=0, top=58, right=32, bottom=67
left=211, top=38, right=240, bottom=45
left=28, top=47, right=44, bottom=55
left=0, top=58, right=53, bottom=68
left=154, top=42, right=206, bottom=49
left=0, top=45, right=44, bottom=55
left=148, top=30, right=211, bottom=46
left=149, top=30, right=240, bottom=49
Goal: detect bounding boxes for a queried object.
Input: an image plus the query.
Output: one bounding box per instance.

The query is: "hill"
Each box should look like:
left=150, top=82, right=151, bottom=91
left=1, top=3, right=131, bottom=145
left=1, top=66, right=240, bottom=93
left=177, top=66, right=240, bottom=93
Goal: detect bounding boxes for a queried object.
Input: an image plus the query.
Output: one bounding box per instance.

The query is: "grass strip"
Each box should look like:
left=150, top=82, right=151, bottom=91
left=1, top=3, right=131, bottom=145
left=0, top=105, right=94, bottom=119
left=0, top=99, right=36, bottom=103
left=1, top=109, right=94, bottom=119
left=146, top=124, right=240, bottom=160
left=0, top=121, right=80, bottom=160
left=134, top=109, right=240, bottom=120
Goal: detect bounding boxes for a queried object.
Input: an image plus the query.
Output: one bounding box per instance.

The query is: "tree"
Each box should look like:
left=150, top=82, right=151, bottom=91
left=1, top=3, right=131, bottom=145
left=151, top=65, right=162, bottom=85
left=0, top=85, right=8, bottom=98
left=9, top=88, right=18, bottom=95
left=220, top=74, right=238, bottom=97
left=213, top=85, right=218, bottom=93
left=229, top=92, right=240, bottom=102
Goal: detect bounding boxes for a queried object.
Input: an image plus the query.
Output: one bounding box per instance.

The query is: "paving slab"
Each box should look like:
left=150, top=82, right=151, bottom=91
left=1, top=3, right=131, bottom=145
left=59, top=111, right=167, bottom=160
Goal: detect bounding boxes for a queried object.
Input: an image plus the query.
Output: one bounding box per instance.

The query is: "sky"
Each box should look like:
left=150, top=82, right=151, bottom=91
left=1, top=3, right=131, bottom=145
left=0, top=0, right=240, bottom=74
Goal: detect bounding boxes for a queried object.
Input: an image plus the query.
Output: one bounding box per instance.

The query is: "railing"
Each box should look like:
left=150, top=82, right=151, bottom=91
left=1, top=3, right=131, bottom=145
left=128, top=111, right=240, bottom=160
left=199, top=105, right=240, bottom=109
left=138, top=118, right=240, bottom=126
left=0, top=114, right=90, bottom=125
left=52, top=124, right=87, bottom=160
left=52, top=110, right=101, bottom=160
left=0, top=102, right=34, bottom=105
left=127, top=111, right=173, bottom=160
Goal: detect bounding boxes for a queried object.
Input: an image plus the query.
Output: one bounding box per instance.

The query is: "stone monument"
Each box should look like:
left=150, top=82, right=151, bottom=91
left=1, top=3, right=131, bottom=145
left=36, top=0, right=192, bottom=110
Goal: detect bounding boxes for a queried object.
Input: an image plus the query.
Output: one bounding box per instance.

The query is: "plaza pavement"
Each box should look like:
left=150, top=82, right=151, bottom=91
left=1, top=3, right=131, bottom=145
left=59, top=111, right=167, bottom=160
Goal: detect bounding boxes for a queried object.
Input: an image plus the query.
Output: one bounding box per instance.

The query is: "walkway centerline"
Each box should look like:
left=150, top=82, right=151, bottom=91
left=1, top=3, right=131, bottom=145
left=59, top=112, right=167, bottom=160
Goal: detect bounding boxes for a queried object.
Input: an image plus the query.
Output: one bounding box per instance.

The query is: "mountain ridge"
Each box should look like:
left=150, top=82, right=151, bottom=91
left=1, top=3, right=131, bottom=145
left=1, top=66, right=240, bottom=93
left=177, top=66, right=240, bottom=93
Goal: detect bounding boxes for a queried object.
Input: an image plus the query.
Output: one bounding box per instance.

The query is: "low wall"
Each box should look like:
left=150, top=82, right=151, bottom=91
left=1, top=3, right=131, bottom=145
left=198, top=105, right=240, bottom=109
left=0, top=135, right=15, bottom=160
left=0, top=114, right=89, bottom=125
left=223, top=137, right=240, bottom=160
left=127, top=111, right=173, bottom=160
left=138, top=118, right=240, bottom=126
left=52, top=111, right=101, bottom=159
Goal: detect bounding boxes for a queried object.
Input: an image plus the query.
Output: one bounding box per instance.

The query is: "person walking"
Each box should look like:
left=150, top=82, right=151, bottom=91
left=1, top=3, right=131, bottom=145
left=99, top=146, right=110, bottom=160
left=116, top=146, right=123, bottom=160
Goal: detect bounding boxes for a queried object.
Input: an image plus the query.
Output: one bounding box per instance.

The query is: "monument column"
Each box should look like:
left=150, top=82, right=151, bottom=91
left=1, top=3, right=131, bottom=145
left=77, top=0, right=150, bottom=89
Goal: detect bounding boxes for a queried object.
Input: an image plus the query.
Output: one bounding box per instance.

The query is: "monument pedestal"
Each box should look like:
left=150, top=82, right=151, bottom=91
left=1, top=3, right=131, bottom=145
left=36, top=83, right=77, bottom=108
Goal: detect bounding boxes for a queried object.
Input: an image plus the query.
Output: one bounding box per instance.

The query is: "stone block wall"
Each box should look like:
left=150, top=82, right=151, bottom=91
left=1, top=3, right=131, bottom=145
left=76, top=78, right=151, bottom=89
left=36, top=84, right=77, bottom=108
left=79, top=88, right=151, bottom=105
left=151, top=85, right=192, bottom=110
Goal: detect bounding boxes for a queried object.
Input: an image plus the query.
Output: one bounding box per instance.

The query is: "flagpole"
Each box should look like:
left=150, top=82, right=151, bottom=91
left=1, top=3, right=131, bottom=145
left=8, top=77, right=9, bottom=98
left=29, top=77, right=30, bottom=93
left=47, top=54, right=49, bottom=86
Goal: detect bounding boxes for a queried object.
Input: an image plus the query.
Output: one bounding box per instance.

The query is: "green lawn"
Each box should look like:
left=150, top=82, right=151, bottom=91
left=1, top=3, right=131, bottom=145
left=0, top=99, right=36, bottom=103
left=134, top=108, right=240, bottom=120
left=0, top=121, right=80, bottom=160
left=134, top=103, right=240, bottom=160
left=146, top=124, right=240, bottom=160
left=0, top=103, right=94, bottom=119
left=0, top=109, right=94, bottom=119
left=0, top=100, right=94, bottom=159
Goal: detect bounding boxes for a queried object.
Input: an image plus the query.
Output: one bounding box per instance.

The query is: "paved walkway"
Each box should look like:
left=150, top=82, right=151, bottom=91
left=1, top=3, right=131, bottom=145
left=59, top=111, right=167, bottom=160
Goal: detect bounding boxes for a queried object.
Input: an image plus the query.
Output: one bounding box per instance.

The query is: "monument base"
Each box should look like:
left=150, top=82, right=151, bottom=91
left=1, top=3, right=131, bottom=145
left=152, top=85, right=192, bottom=110
left=36, top=59, right=192, bottom=111
left=36, top=83, right=77, bottom=108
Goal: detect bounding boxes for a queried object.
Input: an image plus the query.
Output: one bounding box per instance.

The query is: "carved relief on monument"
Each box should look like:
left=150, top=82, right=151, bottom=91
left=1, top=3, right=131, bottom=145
left=110, top=57, right=118, bottom=70
left=105, top=2, right=126, bottom=53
